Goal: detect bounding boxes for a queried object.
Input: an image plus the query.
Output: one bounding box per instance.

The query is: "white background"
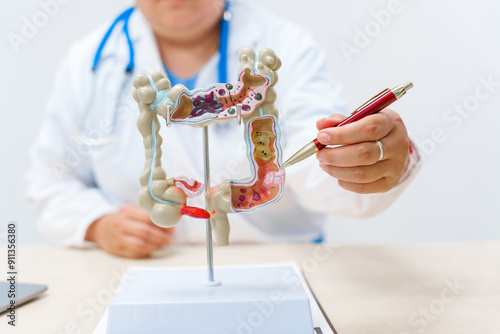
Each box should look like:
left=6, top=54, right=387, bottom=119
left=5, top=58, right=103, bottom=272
left=1, top=0, right=499, bottom=244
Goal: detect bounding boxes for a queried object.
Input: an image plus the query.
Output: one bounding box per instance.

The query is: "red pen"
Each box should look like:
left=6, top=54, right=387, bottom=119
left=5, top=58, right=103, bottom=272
left=281, top=81, right=414, bottom=169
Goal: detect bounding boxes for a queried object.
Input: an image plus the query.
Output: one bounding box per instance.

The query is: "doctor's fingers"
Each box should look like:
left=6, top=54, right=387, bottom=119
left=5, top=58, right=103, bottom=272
left=118, top=235, right=163, bottom=259
left=316, top=114, right=347, bottom=130
left=144, top=219, right=177, bottom=235
left=122, top=220, right=173, bottom=247
left=120, top=204, right=176, bottom=236
left=119, top=203, right=153, bottom=222
left=317, top=139, right=393, bottom=167
left=318, top=160, right=397, bottom=184
left=316, top=110, right=396, bottom=146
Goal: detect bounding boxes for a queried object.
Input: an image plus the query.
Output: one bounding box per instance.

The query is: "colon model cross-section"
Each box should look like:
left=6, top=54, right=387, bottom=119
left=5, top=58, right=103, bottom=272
left=132, top=47, right=285, bottom=246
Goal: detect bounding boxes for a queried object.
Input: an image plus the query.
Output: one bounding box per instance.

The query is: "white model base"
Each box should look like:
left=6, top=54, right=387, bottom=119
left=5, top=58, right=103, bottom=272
left=106, top=264, right=314, bottom=334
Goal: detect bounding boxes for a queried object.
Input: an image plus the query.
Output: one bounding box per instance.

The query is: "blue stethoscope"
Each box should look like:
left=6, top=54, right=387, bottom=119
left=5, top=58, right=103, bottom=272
left=91, top=2, right=231, bottom=84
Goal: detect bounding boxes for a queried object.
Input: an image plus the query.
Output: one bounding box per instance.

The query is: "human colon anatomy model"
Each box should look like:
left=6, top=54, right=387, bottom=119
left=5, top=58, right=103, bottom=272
left=132, top=47, right=285, bottom=246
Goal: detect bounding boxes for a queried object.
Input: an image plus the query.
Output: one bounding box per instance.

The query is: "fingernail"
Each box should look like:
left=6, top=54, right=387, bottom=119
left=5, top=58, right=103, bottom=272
left=317, top=153, right=323, bottom=162
left=317, top=132, right=330, bottom=143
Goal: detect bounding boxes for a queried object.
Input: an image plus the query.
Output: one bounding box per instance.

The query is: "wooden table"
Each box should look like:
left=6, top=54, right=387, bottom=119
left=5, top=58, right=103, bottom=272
left=1, top=243, right=499, bottom=334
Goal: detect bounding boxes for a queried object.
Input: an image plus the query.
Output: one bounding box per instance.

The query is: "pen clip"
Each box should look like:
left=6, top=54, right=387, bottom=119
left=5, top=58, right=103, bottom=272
left=351, top=89, right=389, bottom=115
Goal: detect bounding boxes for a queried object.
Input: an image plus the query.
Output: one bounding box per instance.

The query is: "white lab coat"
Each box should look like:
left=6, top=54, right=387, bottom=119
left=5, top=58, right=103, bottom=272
left=27, top=1, right=421, bottom=246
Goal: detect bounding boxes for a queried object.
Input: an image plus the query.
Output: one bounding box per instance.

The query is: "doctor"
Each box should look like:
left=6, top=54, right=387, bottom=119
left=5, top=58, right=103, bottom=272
left=27, top=0, right=420, bottom=258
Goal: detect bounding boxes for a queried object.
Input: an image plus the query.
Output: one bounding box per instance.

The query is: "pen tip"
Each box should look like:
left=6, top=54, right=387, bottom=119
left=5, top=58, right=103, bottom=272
left=391, top=81, right=414, bottom=99
left=403, top=81, right=414, bottom=90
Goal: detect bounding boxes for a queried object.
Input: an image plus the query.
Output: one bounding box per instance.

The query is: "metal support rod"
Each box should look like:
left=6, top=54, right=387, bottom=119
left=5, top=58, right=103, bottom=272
left=203, top=126, right=215, bottom=283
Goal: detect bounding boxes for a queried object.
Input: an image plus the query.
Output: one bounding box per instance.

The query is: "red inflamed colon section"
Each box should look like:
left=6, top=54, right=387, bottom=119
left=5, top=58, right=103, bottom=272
left=230, top=117, right=283, bottom=212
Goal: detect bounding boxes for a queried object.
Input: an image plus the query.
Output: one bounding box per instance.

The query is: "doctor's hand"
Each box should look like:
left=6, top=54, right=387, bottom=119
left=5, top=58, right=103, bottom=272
left=85, top=204, right=175, bottom=259
left=315, top=109, right=409, bottom=194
